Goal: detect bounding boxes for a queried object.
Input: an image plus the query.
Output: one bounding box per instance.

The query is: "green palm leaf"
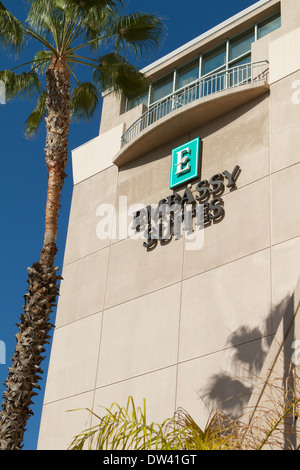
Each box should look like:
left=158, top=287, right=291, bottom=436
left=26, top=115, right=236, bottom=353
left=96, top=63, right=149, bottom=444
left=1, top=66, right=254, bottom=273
left=70, top=82, right=99, bottom=121
left=0, top=2, right=25, bottom=52
left=24, top=89, right=48, bottom=137
left=93, top=52, right=149, bottom=98
left=32, top=50, right=53, bottom=74
left=69, top=0, right=123, bottom=12
left=0, top=70, right=42, bottom=101
left=112, top=13, right=165, bottom=57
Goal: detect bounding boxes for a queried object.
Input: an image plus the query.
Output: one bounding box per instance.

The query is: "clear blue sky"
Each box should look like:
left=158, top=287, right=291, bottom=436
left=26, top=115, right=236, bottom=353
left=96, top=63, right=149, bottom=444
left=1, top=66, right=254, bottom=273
left=0, top=0, right=259, bottom=450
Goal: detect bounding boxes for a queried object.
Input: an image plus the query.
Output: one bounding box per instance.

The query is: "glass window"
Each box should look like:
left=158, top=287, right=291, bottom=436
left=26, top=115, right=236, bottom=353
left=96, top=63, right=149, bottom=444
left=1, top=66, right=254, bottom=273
left=258, top=12, right=281, bottom=39
left=202, top=45, right=226, bottom=76
left=230, top=53, right=251, bottom=68
left=151, top=74, right=173, bottom=103
left=126, top=94, right=148, bottom=111
left=230, top=29, right=254, bottom=61
left=176, top=59, right=199, bottom=90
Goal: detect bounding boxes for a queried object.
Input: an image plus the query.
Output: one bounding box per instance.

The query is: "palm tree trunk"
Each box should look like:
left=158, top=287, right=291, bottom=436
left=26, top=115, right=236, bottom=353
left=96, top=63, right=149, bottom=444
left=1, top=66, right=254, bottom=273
left=41, top=56, right=70, bottom=267
left=0, top=265, right=61, bottom=450
left=0, top=57, right=70, bottom=450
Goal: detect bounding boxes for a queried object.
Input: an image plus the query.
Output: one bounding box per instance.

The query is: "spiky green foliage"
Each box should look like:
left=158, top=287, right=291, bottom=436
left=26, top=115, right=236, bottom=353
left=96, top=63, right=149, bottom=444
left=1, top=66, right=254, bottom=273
left=69, top=364, right=300, bottom=451
left=0, top=2, right=25, bottom=52
left=68, top=396, right=170, bottom=450
left=70, top=82, right=99, bottom=121
left=0, top=0, right=164, bottom=135
left=111, top=13, right=165, bottom=56
left=0, top=70, right=42, bottom=100
left=24, top=89, right=48, bottom=137
left=93, top=52, right=149, bottom=98
left=68, top=396, right=242, bottom=450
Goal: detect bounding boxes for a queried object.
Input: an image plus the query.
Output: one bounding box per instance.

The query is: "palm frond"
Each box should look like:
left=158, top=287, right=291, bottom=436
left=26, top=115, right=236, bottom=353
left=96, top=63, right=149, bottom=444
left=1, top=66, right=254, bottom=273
left=60, top=0, right=122, bottom=52
left=32, top=50, right=53, bottom=74
left=0, top=70, right=42, bottom=101
left=70, top=81, right=99, bottom=121
left=26, top=0, right=63, bottom=51
left=27, top=0, right=52, bottom=32
left=112, top=12, right=165, bottom=57
left=80, top=6, right=116, bottom=51
left=68, top=0, right=122, bottom=14
left=24, top=89, right=48, bottom=137
left=93, top=52, right=149, bottom=99
left=0, top=2, right=25, bottom=53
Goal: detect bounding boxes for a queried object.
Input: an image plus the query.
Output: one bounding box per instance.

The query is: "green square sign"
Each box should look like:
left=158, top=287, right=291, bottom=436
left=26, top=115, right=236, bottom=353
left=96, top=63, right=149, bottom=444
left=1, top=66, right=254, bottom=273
left=169, top=137, right=200, bottom=189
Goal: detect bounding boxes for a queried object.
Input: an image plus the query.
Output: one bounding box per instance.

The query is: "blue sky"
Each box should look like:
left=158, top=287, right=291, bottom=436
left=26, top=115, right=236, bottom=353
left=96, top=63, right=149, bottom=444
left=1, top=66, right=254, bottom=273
left=0, top=0, right=259, bottom=450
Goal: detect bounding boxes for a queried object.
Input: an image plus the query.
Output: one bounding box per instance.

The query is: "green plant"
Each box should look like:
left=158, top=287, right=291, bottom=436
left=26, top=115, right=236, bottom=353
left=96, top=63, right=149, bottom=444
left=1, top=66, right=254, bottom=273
left=68, top=361, right=300, bottom=451
left=68, top=396, right=242, bottom=450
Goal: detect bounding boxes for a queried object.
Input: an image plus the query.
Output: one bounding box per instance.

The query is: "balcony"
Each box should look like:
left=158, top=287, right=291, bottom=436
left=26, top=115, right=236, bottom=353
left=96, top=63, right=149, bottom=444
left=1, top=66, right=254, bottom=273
left=114, top=61, right=269, bottom=166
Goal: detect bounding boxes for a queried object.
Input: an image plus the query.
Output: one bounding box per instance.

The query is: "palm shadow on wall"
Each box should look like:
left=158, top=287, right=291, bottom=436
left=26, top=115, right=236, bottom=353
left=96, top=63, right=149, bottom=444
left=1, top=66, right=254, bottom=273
left=199, top=293, right=295, bottom=418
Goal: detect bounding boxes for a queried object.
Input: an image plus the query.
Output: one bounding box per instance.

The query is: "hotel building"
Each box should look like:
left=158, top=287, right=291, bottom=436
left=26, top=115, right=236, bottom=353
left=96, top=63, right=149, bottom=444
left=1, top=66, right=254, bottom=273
left=38, top=0, right=300, bottom=449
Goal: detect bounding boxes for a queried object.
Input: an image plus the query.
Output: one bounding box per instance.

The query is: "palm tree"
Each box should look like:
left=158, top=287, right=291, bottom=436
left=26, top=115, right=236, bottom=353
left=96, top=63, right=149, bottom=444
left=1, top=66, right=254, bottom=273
left=0, top=0, right=164, bottom=450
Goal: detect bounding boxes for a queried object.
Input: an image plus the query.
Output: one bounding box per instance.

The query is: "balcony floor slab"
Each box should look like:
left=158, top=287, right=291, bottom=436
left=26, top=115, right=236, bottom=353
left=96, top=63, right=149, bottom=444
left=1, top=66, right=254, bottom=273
left=113, top=81, right=269, bottom=167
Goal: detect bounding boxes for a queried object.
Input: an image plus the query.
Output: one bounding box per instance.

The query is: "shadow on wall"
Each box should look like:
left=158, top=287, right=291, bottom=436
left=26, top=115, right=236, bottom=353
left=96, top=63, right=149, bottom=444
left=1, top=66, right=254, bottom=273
left=199, top=292, right=296, bottom=419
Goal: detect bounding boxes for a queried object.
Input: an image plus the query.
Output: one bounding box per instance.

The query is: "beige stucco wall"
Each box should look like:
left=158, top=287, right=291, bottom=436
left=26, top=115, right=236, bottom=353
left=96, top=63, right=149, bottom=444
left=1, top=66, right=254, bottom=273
left=38, top=0, right=300, bottom=450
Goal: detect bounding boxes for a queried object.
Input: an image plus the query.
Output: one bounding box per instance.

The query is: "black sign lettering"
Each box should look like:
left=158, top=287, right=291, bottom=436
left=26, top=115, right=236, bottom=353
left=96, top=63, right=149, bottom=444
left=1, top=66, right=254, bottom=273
left=209, top=197, right=224, bottom=221
left=223, top=165, right=241, bottom=188
left=134, top=165, right=241, bottom=249
left=195, top=180, right=210, bottom=202
left=209, top=173, right=224, bottom=195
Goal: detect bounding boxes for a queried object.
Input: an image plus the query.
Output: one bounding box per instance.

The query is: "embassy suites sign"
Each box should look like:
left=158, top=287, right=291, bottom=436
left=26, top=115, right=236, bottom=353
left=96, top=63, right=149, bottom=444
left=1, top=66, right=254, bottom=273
left=132, top=138, right=241, bottom=250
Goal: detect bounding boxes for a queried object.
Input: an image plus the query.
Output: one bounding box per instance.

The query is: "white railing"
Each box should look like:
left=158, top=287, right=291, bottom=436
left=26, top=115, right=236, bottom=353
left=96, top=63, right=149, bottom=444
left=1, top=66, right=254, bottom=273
left=121, top=60, right=269, bottom=146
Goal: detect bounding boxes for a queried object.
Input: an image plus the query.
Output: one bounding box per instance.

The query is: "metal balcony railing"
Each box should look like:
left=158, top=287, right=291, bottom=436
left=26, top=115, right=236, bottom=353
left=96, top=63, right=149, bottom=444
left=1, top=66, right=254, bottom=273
left=121, top=60, right=269, bottom=147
